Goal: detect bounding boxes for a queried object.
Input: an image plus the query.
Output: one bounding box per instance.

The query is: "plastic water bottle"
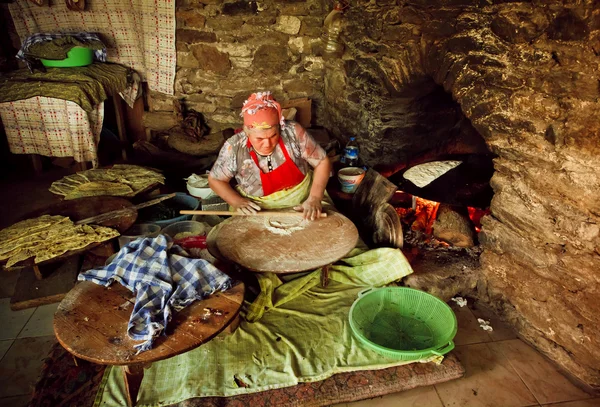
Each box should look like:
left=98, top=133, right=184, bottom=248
left=343, top=137, right=359, bottom=167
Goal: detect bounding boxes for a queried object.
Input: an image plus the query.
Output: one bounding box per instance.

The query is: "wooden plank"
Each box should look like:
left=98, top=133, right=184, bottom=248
left=32, top=265, right=43, bottom=280
left=75, top=193, right=176, bottom=225
left=112, top=93, right=128, bottom=161
left=10, top=256, right=80, bottom=311
left=30, top=154, right=43, bottom=174
left=122, top=364, right=146, bottom=407
left=125, top=96, right=147, bottom=143
left=76, top=161, right=89, bottom=171
left=180, top=210, right=326, bottom=218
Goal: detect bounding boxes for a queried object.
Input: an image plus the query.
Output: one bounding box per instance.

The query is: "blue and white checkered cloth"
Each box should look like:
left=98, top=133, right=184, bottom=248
left=78, top=234, right=233, bottom=352
left=16, top=32, right=107, bottom=69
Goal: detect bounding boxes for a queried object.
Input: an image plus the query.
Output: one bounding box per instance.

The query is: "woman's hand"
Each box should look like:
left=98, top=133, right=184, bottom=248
left=233, top=199, right=261, bottom=215
left=294, top=196, right=322, bottom=221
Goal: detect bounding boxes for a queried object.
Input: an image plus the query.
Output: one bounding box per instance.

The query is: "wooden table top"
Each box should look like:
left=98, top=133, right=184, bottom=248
left=54, top=281, right=245, bottom=366
left=213, top=210, right=359, bottom=273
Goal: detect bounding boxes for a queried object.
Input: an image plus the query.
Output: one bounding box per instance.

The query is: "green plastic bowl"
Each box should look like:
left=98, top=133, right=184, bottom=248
left=349, top=287, right=457, bottom=361
left=40, top=46, right=93, bottom=67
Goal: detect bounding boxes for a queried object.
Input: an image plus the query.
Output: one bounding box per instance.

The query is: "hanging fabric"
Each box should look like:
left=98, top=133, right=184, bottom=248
left=8, top=0, right=176, bottom=94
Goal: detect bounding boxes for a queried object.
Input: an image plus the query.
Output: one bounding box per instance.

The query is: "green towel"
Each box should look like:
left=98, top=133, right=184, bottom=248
left=94, top=247, right=418, bottom=406
left=245, top=245, right=412, bottom=321
left=0, top=63, right=132, bottom=112
left=26, top=37, right=105, bottom=61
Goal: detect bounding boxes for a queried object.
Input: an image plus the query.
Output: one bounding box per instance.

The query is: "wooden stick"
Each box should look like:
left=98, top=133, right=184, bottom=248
left=75, top=193, right=177, bottom=225
left=180, top=210, right=327, bottom=218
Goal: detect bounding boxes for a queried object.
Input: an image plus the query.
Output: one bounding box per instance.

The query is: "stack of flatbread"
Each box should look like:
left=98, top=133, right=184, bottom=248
left=49, top=164, right=165, bottom=200
left=0, top=215, right=119, bottom=268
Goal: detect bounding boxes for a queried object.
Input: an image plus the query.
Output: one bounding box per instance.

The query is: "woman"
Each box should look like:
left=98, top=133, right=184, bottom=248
left=208, top=91, right=331, bottom=220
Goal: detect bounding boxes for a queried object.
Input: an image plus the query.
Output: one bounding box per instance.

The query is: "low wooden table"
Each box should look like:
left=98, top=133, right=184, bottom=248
left=54, top=281, right=245, bottom=406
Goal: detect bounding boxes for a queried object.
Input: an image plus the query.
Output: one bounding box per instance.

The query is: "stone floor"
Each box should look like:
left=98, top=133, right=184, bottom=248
left=0, top=271, right=596, bottom=407
left=337, top=301, right=598, bottom=407
left=0, top=162, right=597, bottom=407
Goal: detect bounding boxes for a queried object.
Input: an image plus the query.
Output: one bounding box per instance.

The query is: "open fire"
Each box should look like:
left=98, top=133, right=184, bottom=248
left=393, top=191, right=489, bottom=248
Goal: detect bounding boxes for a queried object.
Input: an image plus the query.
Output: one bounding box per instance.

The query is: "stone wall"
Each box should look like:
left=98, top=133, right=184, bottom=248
left=323, top=0, right=600, bottom=388
left=1, top=0, right=598, bottom=390
left=149, top=0, right=329, bottom=132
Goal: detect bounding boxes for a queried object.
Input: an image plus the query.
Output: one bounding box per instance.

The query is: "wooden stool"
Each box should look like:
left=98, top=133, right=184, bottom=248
left=54, top=281, right=245, bottom=406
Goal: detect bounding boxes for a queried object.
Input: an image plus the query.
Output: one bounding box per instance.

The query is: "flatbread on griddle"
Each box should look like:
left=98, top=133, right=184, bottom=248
left=403, top=160, right=462, bottom=188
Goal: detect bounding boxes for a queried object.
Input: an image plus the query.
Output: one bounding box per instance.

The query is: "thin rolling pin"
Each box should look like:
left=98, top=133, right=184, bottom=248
left=180, top=210, right=327, bottom=218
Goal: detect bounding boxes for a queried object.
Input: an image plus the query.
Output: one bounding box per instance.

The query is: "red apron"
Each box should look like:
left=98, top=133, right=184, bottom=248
left=248, top=137, right=305, bottom=196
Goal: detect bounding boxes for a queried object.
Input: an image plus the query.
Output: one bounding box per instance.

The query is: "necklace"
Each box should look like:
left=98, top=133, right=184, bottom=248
left=253, top=149, right=274, bottom=172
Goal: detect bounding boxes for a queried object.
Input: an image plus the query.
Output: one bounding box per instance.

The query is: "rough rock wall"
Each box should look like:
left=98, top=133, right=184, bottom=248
left=150, top=0, right=329, bottom=132
left=323, top=0, right=600, bottom=388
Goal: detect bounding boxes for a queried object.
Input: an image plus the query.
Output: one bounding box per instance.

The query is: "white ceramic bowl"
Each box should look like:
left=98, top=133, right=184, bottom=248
left=186, top=173, right=216, bottom=199
left=186, top=184, right=216, bottom=199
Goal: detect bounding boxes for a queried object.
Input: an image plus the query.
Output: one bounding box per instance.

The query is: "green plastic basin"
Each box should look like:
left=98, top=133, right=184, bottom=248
left=40, top=46, right=93, bottom=68
left=349, top=287, right=457, bottom=361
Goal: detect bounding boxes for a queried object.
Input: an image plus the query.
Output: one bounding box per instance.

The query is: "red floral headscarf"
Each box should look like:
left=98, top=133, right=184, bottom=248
left=241, top=91, right=284, bottom=129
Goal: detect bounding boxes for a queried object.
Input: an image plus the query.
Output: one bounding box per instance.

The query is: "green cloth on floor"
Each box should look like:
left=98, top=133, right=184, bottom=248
left=245, top=245, right=411, bottom=322
left=26, top=37, right=105, bottom=61
left=94, top=247, right=418, bottom=407
left=0, top=63, right=132, bottom=112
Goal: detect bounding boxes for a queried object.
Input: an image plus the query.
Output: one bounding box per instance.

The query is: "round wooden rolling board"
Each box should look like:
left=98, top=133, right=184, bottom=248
left=54, top=281, right=245, bottom=366
left=214, top=210, right=359, bottom=273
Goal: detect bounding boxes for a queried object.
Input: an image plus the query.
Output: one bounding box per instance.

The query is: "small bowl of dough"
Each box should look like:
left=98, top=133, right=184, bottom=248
left=186, top=174, right=216, bottom=200
left=161, top=221, right=210, bottom=249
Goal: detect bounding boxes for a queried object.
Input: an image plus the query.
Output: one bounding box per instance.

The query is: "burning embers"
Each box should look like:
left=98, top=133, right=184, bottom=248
left=393, top=191, right=489, bottom=249
left=397, top=196, right=440, bottom=236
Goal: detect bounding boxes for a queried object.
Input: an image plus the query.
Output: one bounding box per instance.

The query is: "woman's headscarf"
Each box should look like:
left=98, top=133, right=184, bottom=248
left=241, top=91, right=284, bottom=129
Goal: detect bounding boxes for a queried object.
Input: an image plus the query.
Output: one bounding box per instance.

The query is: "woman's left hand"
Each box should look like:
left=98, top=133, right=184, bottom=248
left=294, top=196, right=322, bottom=221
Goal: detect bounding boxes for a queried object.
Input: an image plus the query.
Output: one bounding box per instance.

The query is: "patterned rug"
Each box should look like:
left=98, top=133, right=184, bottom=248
left=30, top=343, right=464, bottom=407
left=29, top=343, right=105, bottom=407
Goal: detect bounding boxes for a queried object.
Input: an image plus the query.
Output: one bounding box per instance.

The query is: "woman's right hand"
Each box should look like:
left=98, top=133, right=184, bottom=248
left=234, top=199, right=261, bottom=215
